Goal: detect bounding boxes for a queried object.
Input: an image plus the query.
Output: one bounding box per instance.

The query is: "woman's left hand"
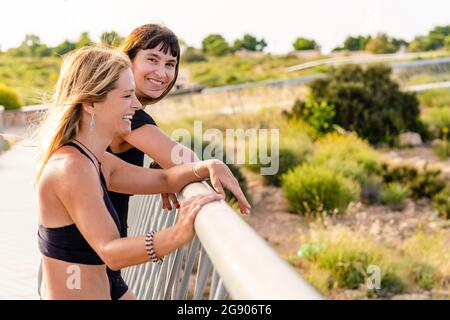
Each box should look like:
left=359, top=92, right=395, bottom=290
left=161, top=193, right=180, bottom=211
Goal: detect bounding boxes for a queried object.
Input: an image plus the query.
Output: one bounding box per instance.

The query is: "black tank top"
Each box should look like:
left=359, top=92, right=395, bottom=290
left=106, top=109, right=157, bottom=237
left=38, top=142, right=121, bottom=265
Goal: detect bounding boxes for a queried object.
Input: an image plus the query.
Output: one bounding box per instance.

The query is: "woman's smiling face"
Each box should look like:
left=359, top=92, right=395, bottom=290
left=131, top=43, right=178, bottom=100
left=93, top=68, right=142, bottom=137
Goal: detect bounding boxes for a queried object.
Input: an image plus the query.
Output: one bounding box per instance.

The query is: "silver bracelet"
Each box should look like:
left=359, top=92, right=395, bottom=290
left=145, top=231, right=163, bottom=264
left=192, top=163, right=209, bottom=181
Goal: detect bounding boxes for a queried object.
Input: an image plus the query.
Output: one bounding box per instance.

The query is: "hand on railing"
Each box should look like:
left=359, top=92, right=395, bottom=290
left=149, top=161, right=181, bottom=211
left=174, top=193, right=224, bottom=246
left=161, top=193, right=180, bottom=211
left=195, top=159, right=251, bottom=215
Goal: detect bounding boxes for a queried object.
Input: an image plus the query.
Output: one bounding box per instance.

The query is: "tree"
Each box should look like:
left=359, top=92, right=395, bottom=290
left=100, top=31, right=124, bottom=47
left=429, top=25, right=450, bottom=38
left=76, top=32, right=94, bottom=48
left=23, top=34, right=42, bottom=55
left=408, top=24, right=449, bottom=52
left=343, top=35, right=371, bottom=51
left=233, top=33, right=267, bottom=52
left=181, top=46, right=207, bottom=63
left=201, top=34, right=230, bottom=56
left=35, top=44, right=52, bottom=57
left=52, top=39, right=76, bottom=56
left=407, top=36, right=427, bottom=52
left=365, top=33, right=397, bottom=54
left=7, top=34, right=52, bottom=57
left=408, top=34, right=444, bottom=52
left=424, top=33, right=446, bottom=50
left=292, top=37, right=319, bottom=51
left=391, top=38, right=408, bottom=51
left=445, top=36, right=450, bottom=50
left=308, top=65, right=424, bottom=145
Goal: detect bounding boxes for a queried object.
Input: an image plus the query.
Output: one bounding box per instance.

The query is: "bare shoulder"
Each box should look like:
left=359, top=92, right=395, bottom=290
left=41, top=146, right=100, bottom=191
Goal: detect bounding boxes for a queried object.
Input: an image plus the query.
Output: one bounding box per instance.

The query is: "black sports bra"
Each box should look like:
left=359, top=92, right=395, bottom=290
left=38, top=142, right=121, bottom=265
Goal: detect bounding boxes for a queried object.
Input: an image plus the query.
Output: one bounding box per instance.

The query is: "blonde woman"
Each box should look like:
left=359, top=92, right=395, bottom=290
left=36, top=46, right=250, bottom=299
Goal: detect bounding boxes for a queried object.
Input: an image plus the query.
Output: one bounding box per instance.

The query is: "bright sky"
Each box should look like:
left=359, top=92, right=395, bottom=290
left=1, top=0, right=449, bottom=53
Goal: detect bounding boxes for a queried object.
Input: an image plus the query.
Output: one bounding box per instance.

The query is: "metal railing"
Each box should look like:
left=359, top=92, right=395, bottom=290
left=122, top=158, right=323, bottom=300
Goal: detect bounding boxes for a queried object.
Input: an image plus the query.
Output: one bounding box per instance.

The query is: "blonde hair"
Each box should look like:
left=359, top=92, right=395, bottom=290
left=34, top=46, right=131, bottom=184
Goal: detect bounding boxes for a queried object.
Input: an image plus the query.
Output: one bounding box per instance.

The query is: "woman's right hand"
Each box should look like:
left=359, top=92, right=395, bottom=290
left=195, top=160, right=251, bottom=215
left=174, top=193, right=224, bottom=246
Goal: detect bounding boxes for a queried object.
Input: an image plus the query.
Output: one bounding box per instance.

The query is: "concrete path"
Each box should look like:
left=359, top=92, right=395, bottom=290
left=0, top=128, right=40, bottom=299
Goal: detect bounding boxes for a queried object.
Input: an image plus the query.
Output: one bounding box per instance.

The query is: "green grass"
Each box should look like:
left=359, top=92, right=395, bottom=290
left=293, top=224, right=406, bottom=296
left=291, top=223, right=450, bottom=298
left=185, top=53, right=327, bottom=87
left=433, top=139, right=450, bottom=159
left=0, top=54, right=61, bottom=105
left=420, top=106, right=450, bottom=139
left=418, top=88, right=450, bottom=108
left=380, top=182, right=410, bottom=210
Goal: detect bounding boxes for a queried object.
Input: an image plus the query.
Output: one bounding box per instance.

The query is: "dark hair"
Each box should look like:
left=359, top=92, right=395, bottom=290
left=120, top=24, right=180, bottom=104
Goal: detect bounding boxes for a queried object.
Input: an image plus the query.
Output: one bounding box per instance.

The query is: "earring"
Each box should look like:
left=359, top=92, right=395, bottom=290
left=90, top=112, right=95, bottom=129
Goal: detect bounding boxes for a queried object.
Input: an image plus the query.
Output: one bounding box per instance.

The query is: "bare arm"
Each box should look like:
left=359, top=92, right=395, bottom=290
left=123, top=124, right=199, bottom=210
left=105, top=152, right=251, bottom=214
left=123, top=124, right=199, bottom=168
left=122, top=124, right=250, bottom=212
left=105, top=151, right=204, bottom=195
left=57, top=155, right=222, bottom=271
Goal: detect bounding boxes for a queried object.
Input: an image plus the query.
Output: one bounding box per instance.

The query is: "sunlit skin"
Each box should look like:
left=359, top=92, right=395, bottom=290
left=107, top=39, right=251, bottom=301
left=38, top=68, right=250, bottom=300
left=39, top=68, right=142, bottom=299
left=132, top=43, right=178, bottom=99
left=110, top=42, right=198, bottom=216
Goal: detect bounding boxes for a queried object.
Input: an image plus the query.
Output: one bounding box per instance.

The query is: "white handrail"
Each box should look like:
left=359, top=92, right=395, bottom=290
left=180, top=182, right=323, bottom=300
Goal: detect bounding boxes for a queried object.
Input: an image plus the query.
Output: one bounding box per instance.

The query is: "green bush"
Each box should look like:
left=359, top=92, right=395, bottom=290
left=380, top=163, right=418, bottom=185
left=283, top=98, right=335, bottom=134
left=301, top=226, right=406, bottom=295
left=201, top=34, right=230, bottom=57
left=365, top=33, right=398, bottom=54
left=421, top=106, right=450, bottom=139
left=409, top=168, right=446, bottom=199
left=181, top=46, right=207, bottom=63
left=412, top=263, right=437, bottom=290
left=418, top=88, right=450, bottom=109
left=292, top=37, right=319, bottom=51
left=380, top=183, right=410, bottom=210
left=245, top=119, right=314, bottom=186
left=378, top=271, right=407, bottom=296
left=432, top=187, right=450, bottom=219
left=233, top=34, right=267, bottom=52
left=281, top=118, right=318, bottom=144
left=246, top=147, right=302, bottom=186
left=0, top=83, right=21, bottom=110
left=321, top=250, right=370, bottom=289
left=309, top=133, right=382, bottom=185
left=1, top=135, right=11, bottom=153
left=380, top=163, right=446, bottom=200
left=309, top=65, right=424, bottom=145
left=282, top=164, right=360, bottom=215
left=433, top=139, right=450, bottom=160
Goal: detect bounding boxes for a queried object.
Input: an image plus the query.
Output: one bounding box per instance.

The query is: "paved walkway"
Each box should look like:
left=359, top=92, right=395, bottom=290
left=0, top=128, right=40, bottom=299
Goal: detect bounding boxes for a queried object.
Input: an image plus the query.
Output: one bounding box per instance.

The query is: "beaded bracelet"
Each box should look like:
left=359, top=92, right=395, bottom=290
left=145, top=231, right=163, bottom=264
